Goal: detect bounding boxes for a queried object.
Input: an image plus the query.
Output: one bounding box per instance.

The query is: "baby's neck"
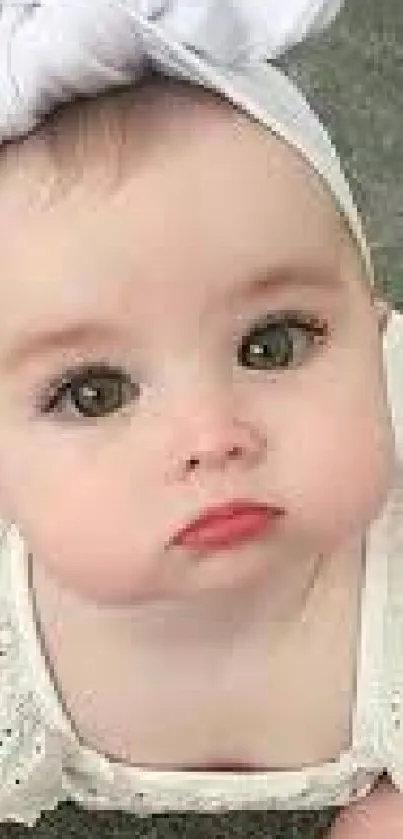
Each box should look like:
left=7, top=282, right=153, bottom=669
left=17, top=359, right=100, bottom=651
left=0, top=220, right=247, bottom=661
left=29, top=543, right=353, bottom=658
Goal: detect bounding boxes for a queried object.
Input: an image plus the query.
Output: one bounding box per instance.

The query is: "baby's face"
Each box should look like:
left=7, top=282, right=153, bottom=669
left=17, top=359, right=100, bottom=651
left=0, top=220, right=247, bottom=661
left=0, top=90, right=396, bottom=607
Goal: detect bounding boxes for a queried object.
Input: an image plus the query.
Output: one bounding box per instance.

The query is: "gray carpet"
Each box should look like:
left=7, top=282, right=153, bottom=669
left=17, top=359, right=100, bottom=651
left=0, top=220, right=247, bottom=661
left=1, top=0, right=402, bottom=837
left=278, top=0, right=403, bottom=310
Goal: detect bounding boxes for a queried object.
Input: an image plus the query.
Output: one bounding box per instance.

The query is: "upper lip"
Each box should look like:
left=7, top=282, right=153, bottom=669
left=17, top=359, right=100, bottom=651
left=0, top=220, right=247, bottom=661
left=168, top=499, right=285, bottom=546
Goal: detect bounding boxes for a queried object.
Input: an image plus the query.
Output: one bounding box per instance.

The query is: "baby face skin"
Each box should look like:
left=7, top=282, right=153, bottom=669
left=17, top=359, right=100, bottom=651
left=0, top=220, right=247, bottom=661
left=0, top=86, right=396, bottom=611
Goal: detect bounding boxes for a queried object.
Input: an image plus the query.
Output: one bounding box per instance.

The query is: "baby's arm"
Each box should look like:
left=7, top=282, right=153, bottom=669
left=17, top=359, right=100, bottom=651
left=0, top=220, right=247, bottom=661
left=327, top=778, right=403, bottom=838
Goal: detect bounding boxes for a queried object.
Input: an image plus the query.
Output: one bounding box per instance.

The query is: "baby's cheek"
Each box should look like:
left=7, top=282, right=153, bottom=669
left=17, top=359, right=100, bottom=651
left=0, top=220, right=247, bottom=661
left=287, top=405, right=395, bottom=547
left=0, top=438, right=172, bottom=603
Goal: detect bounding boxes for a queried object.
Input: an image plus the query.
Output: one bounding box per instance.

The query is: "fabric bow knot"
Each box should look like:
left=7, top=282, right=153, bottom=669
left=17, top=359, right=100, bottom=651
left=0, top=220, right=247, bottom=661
left=0, top=0, right=344, bottom=143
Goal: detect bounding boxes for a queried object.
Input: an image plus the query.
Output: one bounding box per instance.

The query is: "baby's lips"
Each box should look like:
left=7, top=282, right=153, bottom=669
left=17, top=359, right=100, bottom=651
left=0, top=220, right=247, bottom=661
left=168, top=499, right=286, bottom=549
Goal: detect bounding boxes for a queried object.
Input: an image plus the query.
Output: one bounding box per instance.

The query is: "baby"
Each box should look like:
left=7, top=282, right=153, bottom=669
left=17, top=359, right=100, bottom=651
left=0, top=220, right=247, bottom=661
left=0, top=0, right=402, bottom=829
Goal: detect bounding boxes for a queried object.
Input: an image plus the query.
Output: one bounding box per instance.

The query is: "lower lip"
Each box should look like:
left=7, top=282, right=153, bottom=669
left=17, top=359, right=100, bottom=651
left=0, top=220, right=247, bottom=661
left=173, top=508, right=283, bottom=551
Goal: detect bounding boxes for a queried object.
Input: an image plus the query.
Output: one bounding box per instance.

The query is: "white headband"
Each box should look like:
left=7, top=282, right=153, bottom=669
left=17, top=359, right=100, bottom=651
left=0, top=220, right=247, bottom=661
left=0, top=0, right=374, bottom=286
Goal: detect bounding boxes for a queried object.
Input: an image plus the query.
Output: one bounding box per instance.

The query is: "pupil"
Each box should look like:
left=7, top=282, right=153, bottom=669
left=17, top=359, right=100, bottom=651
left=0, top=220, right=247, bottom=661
left=241, top=323, right=294, bottom=369
left=72, top=376, right=123, bottom=418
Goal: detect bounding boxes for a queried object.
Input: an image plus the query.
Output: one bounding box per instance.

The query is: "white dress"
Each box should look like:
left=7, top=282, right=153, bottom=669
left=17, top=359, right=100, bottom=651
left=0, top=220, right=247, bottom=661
left=0, top=311, right=402, bottom=828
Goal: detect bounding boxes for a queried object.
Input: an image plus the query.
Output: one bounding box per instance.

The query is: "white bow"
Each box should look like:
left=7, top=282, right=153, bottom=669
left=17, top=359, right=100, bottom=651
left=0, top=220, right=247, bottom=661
left=0, top=0, right=345, bottom=142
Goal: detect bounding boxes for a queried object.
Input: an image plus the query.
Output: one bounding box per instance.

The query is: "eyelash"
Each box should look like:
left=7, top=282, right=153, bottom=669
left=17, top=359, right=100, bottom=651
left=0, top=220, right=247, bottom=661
left=36, top=309, right=330, bottom=424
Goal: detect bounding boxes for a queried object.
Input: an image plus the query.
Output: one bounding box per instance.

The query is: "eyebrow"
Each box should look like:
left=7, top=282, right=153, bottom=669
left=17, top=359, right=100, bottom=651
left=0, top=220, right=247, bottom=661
left=2, top=262, right=341, bottom=374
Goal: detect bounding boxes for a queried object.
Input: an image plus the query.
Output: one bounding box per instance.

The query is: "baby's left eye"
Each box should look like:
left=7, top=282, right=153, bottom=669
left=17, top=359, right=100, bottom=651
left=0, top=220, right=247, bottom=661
left=238, top=312, right=329, bottom=371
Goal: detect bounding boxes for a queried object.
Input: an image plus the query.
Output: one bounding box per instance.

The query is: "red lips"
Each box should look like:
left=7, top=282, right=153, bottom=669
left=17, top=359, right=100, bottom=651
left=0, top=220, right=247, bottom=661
left=170, top=500, right=284, bottom=551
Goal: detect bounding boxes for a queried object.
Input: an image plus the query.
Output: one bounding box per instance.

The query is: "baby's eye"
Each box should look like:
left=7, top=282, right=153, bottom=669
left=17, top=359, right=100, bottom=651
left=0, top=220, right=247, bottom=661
left=37, top=312, right=329, bottom=423
left=238, top=312, right=329, bottom=371
left=38, top=364, right=140, bottom=421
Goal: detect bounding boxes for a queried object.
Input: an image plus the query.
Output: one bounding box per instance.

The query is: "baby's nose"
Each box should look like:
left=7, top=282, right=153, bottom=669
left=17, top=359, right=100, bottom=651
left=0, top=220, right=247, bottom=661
left=166, top=415, right=268, bottom=482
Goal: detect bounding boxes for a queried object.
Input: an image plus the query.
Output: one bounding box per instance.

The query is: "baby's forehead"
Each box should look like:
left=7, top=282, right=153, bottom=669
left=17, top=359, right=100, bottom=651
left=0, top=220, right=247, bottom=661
left=0, top=79, right=337, bottom=223
left=0, top=78, right=359, bottom=303
left=0, top=81, right=233, bottom=196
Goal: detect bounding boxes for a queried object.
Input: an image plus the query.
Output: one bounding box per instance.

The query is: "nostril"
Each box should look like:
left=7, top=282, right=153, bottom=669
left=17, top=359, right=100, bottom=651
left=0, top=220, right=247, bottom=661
left=229, top=445, right=242, bottom=458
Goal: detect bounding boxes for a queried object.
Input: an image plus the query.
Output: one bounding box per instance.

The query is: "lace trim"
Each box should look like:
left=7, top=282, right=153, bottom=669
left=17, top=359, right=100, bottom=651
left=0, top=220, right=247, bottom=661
left=0, top=595, right=69, bottom=825
left=380, top=311, right=403, bottom=788
left=383, top=468, right=403, bottom=786
left=61, top=760, right=380, bottom=814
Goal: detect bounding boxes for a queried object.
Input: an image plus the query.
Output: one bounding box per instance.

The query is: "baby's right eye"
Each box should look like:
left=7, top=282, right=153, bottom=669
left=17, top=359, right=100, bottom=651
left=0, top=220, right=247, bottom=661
left=37, top=363, right=141, bottom=422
